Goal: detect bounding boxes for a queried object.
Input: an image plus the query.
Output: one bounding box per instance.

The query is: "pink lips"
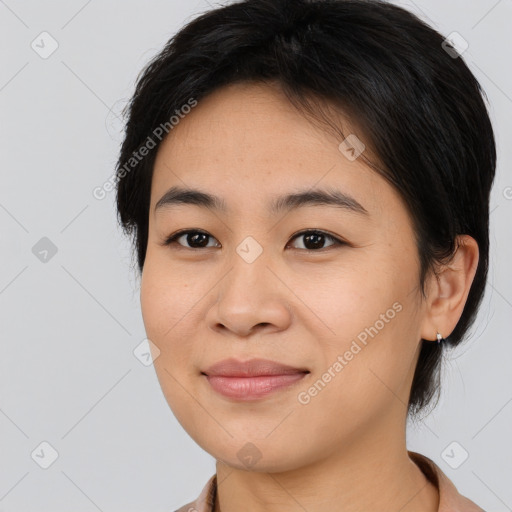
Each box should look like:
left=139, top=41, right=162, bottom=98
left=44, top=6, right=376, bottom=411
left=202, top=358, right=309, bottom=400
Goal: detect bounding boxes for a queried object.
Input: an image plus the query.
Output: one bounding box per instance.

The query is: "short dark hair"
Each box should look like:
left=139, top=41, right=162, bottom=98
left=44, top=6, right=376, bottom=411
left=115, top=0, right=496, bottom=419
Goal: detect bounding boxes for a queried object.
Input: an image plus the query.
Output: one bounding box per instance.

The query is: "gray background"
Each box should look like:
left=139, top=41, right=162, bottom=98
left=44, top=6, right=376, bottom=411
left=1, top=0, right=511, bottom=510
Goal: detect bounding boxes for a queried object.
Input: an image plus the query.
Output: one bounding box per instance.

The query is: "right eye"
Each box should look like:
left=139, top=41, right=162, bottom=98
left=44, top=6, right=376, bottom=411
left=162, top=229, right=221, bottom=250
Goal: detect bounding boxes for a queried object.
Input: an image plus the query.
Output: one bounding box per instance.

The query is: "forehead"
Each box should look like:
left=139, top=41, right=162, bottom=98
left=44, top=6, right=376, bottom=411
left=150, top=82, right=401, bottom=221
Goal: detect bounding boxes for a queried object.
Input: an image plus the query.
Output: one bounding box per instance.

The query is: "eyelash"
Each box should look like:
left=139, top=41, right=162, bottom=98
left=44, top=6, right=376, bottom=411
left=161, top=229, right=346, bottom=252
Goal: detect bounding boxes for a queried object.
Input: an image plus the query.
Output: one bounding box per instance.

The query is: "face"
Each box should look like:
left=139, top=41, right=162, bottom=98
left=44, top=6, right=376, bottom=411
left=141, top=81, right=428, bottom=472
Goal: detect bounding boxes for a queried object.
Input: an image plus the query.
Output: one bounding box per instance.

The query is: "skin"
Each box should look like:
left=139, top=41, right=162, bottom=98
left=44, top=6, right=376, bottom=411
left=140, top=81, right=479, bottom=512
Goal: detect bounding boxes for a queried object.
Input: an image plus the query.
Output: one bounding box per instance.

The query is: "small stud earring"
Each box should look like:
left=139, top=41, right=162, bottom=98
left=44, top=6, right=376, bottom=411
left=436, top=332, right=444, bottom=344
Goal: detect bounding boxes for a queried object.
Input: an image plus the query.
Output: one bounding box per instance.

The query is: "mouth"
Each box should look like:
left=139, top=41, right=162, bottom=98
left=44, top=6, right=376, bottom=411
left=201, top=357, right=310, bottom=401
left=202, top=357, right=310, bottom=377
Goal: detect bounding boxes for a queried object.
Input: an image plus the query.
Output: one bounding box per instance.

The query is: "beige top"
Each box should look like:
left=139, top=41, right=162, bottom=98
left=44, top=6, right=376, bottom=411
left=175, top=450, right=484, bottom=512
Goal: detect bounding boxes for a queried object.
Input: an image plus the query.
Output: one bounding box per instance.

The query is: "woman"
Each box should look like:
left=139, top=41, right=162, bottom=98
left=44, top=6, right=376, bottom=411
left=115, top=0, right=496, bottom=510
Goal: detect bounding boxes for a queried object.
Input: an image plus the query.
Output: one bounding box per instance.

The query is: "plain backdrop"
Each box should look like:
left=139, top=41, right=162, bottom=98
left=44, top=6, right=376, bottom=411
left=1, top=1, right=511, bottom=510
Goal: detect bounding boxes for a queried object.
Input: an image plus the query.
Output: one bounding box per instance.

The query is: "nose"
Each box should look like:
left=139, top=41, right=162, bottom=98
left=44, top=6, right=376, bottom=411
left=205, top=250, right=293, bottom=338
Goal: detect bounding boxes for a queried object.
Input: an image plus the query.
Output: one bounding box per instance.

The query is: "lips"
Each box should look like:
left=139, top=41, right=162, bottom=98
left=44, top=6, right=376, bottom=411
left=202, top=357, right=309, bottom=377
left=201, top=358, right=310, bottom=400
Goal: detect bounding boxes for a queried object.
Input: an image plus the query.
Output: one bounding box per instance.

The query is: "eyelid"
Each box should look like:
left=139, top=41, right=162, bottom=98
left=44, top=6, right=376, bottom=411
left=162, top=228, right=347, bottom=250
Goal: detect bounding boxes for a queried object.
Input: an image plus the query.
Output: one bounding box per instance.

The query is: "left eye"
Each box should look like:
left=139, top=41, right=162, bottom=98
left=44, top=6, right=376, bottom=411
left=288, top=230, right=344, bottom=251
left=162, top=229, right=344, bottom=251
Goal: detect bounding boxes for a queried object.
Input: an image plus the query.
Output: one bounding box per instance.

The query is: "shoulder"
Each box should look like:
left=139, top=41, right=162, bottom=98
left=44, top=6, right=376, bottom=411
left=174, top=474, right=217, bottom=512
left=408, top=450, right=485, bottom=512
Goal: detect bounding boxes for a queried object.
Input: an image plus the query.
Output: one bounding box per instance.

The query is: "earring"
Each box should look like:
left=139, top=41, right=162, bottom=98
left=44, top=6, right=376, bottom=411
left=436, top=332, right=444, bottom=344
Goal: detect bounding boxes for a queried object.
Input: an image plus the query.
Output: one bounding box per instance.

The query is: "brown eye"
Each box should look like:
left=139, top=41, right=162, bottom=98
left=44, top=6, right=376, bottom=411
left=288, top=230, right=344, bottom=251
left=164, top=230, right=220, bottom=249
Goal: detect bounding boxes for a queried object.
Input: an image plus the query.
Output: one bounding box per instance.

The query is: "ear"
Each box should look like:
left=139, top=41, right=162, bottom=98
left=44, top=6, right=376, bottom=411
left=420, top=235, right=479, bottom=341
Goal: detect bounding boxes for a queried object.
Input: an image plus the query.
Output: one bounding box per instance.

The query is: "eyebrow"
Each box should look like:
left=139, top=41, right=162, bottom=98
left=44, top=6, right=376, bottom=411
left=154, top=185, right=369, bottom=216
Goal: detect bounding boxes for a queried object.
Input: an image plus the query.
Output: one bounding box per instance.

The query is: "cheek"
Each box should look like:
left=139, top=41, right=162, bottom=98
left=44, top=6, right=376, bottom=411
left=139, top=257, right=203, bottom=424
left=140, top=265, right=171, bottom=346
left=298, top=258, right=422, bottom=412
left=295, top=310, right=420, bottom=445
left=292, top=259, right=396, bottom=343
left=140, top=252, right=201, bottom=344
